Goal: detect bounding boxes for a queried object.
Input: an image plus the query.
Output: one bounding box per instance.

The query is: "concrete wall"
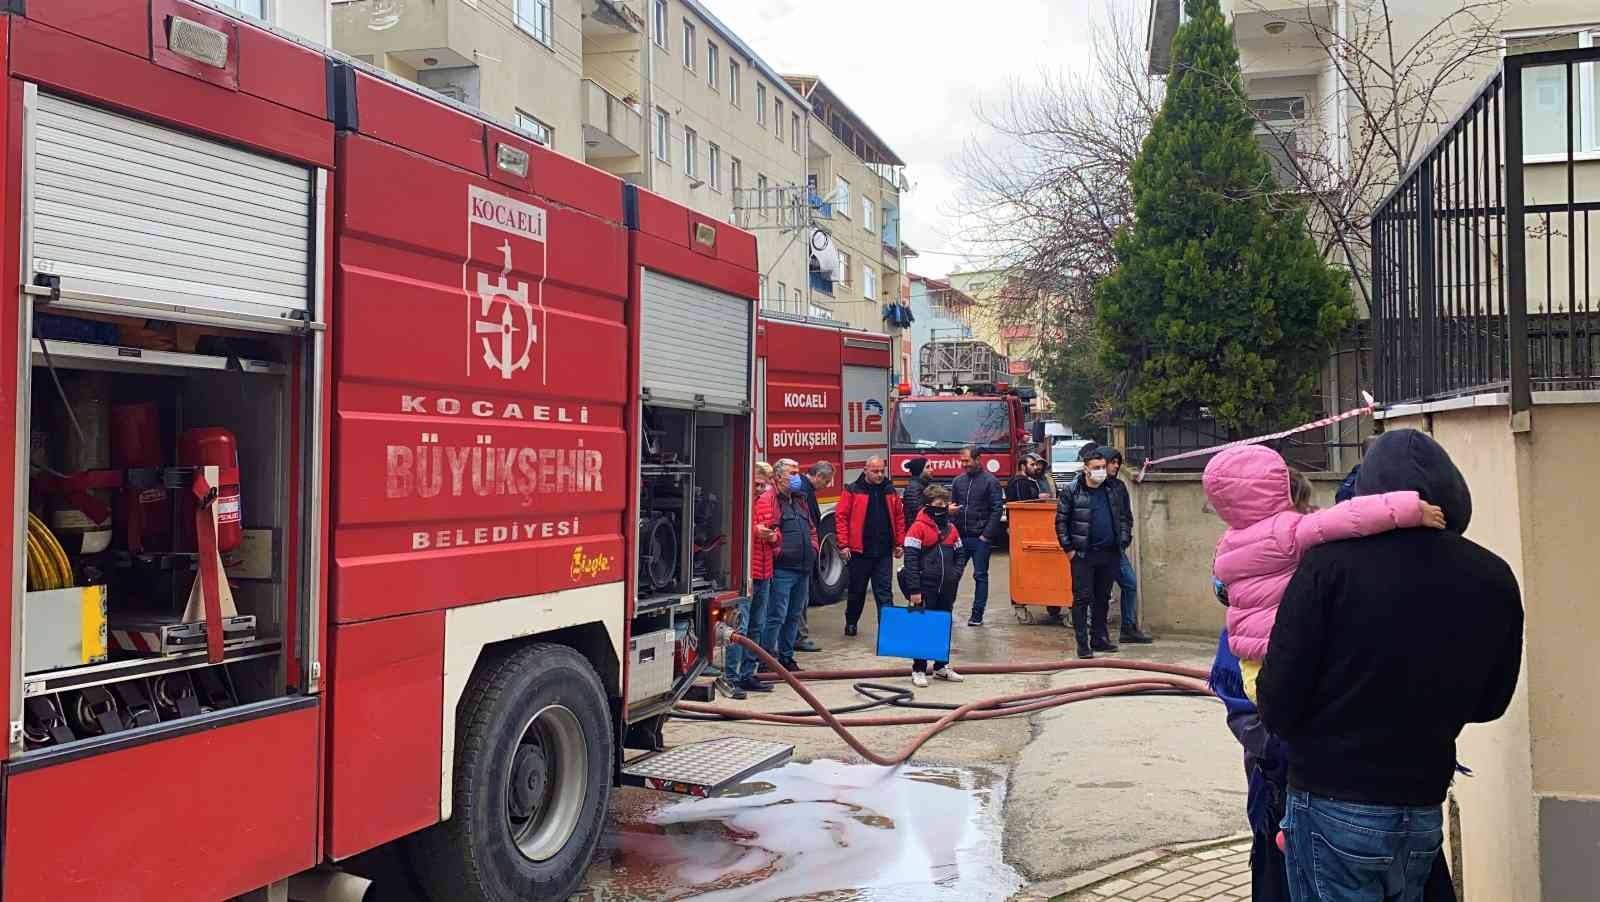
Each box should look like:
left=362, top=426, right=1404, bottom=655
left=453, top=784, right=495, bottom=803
left=1125, top=471, right=1343, bottom=637
left=1381, top=399, right=1600, bottom=901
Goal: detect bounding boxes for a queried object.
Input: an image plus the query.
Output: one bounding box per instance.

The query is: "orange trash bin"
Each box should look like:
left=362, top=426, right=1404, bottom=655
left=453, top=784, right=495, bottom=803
left=1006, top=501, right=1073, bottom=624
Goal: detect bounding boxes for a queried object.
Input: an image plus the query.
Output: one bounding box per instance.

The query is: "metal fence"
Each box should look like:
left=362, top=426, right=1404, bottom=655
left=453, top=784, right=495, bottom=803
left=1371, top=46, right=1600, bottom=413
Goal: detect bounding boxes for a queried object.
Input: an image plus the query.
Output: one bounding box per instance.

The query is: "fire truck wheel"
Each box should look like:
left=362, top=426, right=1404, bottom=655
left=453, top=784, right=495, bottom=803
left=811, top=514, right=846, bottom=606
left=411, top=642, right=612, bottom=902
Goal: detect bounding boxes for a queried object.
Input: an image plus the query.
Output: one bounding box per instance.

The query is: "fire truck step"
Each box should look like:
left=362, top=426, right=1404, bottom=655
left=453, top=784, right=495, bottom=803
left=620, top=737, right=794, bottom=797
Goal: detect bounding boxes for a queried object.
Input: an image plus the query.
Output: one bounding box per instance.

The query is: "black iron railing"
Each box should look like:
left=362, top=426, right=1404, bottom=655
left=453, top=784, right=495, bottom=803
left=1371, top=47, right=1600, bottom=412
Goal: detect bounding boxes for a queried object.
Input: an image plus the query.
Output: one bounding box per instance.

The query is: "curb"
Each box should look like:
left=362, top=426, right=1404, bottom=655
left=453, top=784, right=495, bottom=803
left=1010, top=832, right=1251, bottom=902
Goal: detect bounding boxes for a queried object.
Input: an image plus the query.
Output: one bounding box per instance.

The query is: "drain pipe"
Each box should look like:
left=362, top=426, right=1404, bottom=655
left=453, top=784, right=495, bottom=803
left=641, top=0, right=655, bottom=191
left=287, top=870, right=373, bottom=902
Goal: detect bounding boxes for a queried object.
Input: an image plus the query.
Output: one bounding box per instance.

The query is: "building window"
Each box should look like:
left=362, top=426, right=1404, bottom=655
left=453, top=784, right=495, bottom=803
left=759, top=275, right=768, bottom=303
left=684, top=126, right=698, bottom=177
left=836, top=175, right=851, bottom=217
left=839, top=251, right=853, bottom=286
left=792, top=112, right=801, bottom=152
left=776, top=100, right=785, bottom=139
left=514, top=0, right=552, bottom=46
left=682, top=20, right=696, bottom=70
left=1248, top=94, right=1308, bottom=186
left=756, top=173, right=769, bottom=219
left=794, top=287, right=803, bottom=308
left=654, top=108, right=670, bottom=162
left=862, top=198, right=874, bottom=233
left=863, top=265, right=877, bottom=301
left=652, top=0, right=668, bottom=48
left=756, top=83, right=767, bottom=126
left=514, top=109, right=552, bottom=146
left=730, top=61, right=741, bottom=107
left=708, top=42, right=719, bottom=89
left=1507, top=30, right=1600, bottom=157
left=731, top=157, right=742, bottom=192
left=776, top=281, right=787, bottom=305
left=215, top=0, right=264, bottom=17
left=708, top=143, right=722, bottom=190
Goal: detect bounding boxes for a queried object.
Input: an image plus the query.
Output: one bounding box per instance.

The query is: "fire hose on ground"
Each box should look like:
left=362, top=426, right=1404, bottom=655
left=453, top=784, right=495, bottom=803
left=676, top=630, right=1216, bottom=768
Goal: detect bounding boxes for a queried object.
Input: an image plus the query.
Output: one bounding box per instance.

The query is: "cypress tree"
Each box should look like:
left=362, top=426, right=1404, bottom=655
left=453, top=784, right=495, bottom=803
left=1095, top=0, right=1354, bottom=434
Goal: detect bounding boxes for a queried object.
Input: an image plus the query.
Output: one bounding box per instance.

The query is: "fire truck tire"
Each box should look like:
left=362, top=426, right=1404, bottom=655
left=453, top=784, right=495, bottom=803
left=410, top=642, right=612, bottom=902
left=811, top=514, right=845, bottom=606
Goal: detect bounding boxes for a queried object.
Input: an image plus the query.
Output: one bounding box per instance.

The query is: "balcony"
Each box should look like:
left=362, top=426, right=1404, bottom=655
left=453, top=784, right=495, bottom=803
left=581, top=79, right=642, bottom=161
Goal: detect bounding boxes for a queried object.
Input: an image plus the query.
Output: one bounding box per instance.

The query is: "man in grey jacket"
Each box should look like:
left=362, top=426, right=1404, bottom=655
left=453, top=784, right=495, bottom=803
left=950, top=446, right=1003, bottom=626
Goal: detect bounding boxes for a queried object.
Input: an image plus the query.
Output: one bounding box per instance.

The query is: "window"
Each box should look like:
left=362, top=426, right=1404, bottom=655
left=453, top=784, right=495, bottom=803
left=756, top=83, right=767, bottom=126
left=756, top=173, right=769, bottom=219
left=1508, top=30, right=1600, bottom=158
left=514, top=109, right=552, bottom=146
left=652, top=0, right=668, bottom=48
left=776, top=100, right=785, bottom=139
left=862, top=198, right=874, bottom=232
left=215, top=0, right=264, bottom=16
left=708, top=143, right=722, bottom=190
left=731, top=157, right=743, bottom=192
left=682, top=20, right=696, bottom=69
left=794, top=288, right=803, bottom=308
left=863, top=266, right=878, bottom=300
left=792, top=112, right=801, bottom=152
left=684, top=126, right=698, bottom=177
left=759, top=275, right=768, bottom=303
left=836, top=175, right=851, bottom=217
left=514, top=0, right=552, bottom=46
left=839, top=250, right=853, bottom=286
left=776, top=281, right=788, bottom=305
left=1249, top=94, right=1308, bottom=187
left=730, top=61, right=741, bottom=106
left=654, top=108, right=670, bottom=162
left=708, top=42, right=719, bottom=89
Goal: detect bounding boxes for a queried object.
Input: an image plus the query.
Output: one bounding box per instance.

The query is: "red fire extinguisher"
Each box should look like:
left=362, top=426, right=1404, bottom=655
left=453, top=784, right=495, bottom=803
left=179, top=427, right=243, bottom=554
left=111, top=402, right=172, bottom=553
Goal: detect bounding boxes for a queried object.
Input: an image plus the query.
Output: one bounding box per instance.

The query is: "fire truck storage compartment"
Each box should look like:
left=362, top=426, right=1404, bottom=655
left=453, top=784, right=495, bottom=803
left=637, top=405, right=735, bottom=605
left=19, top=325, right=304, bottom=751
left=15, top=87, right=320, bottom=753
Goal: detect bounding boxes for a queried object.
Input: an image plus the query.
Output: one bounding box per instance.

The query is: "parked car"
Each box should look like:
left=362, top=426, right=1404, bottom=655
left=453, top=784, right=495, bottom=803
left=1050, top=439, right=1095, bottom=487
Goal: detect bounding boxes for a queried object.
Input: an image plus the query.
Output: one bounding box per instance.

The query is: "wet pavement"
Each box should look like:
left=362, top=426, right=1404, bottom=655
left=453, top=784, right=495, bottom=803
left=580, top=551, right=1243, bottom=898
left=575, top=760, right=1024, bottom=901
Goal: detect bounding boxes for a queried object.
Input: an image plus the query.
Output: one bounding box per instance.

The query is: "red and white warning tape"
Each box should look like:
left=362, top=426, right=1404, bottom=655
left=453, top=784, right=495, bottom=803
left=1135, top=392, right=1377, bottom=482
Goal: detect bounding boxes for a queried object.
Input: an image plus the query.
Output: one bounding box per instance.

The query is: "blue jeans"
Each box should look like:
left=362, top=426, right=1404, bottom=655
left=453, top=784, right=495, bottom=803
left=728, top=579, right=771, bottom=683
left=767, top=568, right=810, bottom=662
left=1116, top=552, right=1139, bottom=629
left=955, top=534, right=992, bottom=622
left=1281, top=792, right=1443, bottom=902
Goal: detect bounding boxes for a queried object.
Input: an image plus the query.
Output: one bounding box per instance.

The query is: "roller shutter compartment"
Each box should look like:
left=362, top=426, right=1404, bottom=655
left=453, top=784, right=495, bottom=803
left=639, top=269, right=753, bottom=413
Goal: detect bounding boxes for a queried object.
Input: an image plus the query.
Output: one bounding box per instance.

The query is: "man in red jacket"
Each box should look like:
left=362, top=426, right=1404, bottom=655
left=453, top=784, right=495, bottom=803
left=836, top=456, right=905, bottom=636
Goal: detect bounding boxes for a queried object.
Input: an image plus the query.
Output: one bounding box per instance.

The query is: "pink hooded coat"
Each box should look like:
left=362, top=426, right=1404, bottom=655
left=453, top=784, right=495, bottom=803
left=1204, top=445, right=1422, bottom=661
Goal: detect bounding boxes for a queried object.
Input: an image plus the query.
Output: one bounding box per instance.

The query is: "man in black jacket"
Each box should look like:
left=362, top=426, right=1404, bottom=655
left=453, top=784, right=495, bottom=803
left=901, top=456, right=930, bottom=528
left=1055, top=448, right=1132, bottom=658
left=792, top=460, right=834, bottom=653
left=950, top=446, right=1003, bottom=626
left=1257, top=429, right=1522, bottom=902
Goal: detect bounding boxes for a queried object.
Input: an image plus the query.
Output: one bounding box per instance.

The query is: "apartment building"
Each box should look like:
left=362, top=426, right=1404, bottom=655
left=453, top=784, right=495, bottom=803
left=212, top=0, right=329, bottom=43
left=331, top=0, right=824, bottom=321
left=786, top=76, right=909, bottom=333
left=947, top=268, right=1051, bottom=410
left=906, top=274, right=975, bottom=391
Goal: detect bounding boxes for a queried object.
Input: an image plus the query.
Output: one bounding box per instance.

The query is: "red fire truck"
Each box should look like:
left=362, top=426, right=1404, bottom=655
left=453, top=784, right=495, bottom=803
left=889, top=341, right=1032, bottom=485
left=0, top=4, right=787, bottom=900
left=755, top=315, right=892, bottom=603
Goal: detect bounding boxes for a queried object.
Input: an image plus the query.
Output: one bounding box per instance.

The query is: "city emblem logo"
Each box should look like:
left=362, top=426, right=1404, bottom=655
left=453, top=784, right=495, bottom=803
left=465, top=185, right=548, bottom=382
left=474, top=241, right=535, bottom=380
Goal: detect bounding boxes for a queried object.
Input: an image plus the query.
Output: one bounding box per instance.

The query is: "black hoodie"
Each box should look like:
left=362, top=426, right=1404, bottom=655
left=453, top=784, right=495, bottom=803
left=1256, top=429, right=1524, bottom=806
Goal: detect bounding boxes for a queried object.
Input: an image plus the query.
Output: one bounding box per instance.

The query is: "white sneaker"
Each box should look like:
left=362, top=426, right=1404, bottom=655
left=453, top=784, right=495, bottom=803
left=912, top=671, right=930, bottom=688
left=934, top=667, right=964, bottom=683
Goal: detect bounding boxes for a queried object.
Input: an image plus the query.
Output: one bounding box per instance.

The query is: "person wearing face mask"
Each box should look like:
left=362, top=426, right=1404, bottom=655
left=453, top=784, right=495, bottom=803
left=1054, top=448, right=1132, bottom=658
left=900, top=483, right=964, bottom=688
left=764, top=470, right=820, bottom=672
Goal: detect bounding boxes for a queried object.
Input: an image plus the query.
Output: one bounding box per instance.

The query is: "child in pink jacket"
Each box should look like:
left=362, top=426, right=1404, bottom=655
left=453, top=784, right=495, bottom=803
left=1203, top=444, right=1445, bottom=701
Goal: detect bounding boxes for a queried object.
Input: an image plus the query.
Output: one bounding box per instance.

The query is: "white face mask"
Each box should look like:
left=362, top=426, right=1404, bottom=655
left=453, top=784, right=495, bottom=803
left=1086, top=469, right=1107, bottom=486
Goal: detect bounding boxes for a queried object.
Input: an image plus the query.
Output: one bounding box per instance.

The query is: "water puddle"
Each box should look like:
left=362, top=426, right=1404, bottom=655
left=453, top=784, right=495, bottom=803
left=576, top=760, right=1024, bottom=902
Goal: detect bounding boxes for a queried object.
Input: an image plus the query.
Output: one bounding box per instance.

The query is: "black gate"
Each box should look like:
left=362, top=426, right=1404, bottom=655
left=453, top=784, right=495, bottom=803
left=1371, top=46, right=1600, bottom=412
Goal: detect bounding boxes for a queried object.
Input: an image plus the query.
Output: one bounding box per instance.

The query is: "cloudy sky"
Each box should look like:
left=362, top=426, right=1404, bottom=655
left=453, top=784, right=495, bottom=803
left=706, top=0, right=1142, bottom=278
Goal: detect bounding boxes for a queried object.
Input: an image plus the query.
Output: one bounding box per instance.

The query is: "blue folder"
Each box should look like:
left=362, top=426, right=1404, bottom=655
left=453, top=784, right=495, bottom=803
left=876, top=605, right=953, bottom=662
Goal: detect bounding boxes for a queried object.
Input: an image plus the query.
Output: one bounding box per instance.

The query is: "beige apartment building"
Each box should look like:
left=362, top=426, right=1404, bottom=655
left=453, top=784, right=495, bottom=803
left=211, top=0, right=329, bottom=43
left=330, top=0, right=864, bottom=324
left=1148, top=3, right=1600, bottom=898
left=786, top=76, right=909, bottom=332
left=946, top=268, right=1051, bottom=412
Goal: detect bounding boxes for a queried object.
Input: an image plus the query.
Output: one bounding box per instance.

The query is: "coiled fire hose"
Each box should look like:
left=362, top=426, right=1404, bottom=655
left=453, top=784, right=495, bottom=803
left=678, top=630, right=1215, bottom=768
